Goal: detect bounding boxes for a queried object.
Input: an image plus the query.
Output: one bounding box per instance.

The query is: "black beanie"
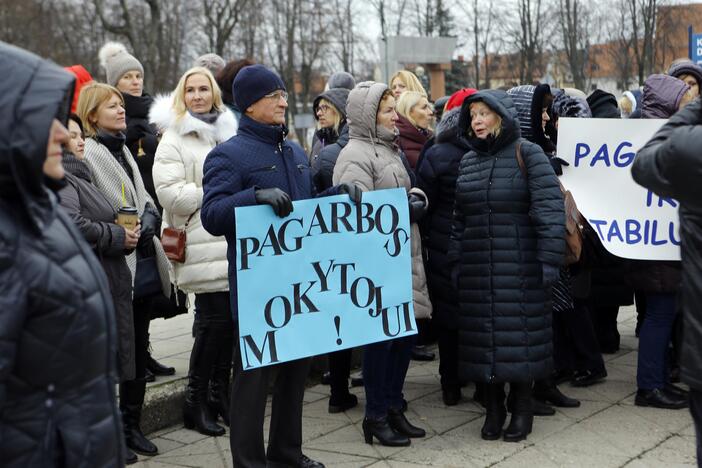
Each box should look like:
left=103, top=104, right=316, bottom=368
left=233, top=64, right=286, bottom=112
left=587, top=89, right=621, bottom=118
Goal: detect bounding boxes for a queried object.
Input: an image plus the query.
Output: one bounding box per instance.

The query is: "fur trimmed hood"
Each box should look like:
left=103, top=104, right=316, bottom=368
left=149, top=94, right=238, bottom=144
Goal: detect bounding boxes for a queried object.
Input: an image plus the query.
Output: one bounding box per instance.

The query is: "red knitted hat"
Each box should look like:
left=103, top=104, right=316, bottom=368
left=64, top=65, right=94, bottom=113
left=445, top=88, right=478, bottom=111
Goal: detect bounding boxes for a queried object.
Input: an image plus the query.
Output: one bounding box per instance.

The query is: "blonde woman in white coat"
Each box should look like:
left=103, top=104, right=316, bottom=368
left=151, top=67, right=237, bottom=437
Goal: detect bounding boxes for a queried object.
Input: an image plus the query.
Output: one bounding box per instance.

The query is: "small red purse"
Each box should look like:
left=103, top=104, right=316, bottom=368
left=161, top=213, right=195, bottom=263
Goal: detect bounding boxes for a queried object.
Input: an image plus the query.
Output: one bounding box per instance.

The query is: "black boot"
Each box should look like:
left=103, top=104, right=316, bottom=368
left=120, top=378, right=158, bottom=456
left=534, top=379, right=580, bottom=408
left=183, top=316, right=225, bottom=437
left=387, top=408, right=426, bottom=438
left=481, top=383, right=507, bottom=441
left=208, top=328, right=233, bottom=427
left=146, top=351, right=175, bottom=376
left=508, top=386, right=555, bottom=416
left=124, top=444, right=138, bottom=465
left=503, top=382, right=534, bottom=442
left=362, top=417, right=410, bottom=446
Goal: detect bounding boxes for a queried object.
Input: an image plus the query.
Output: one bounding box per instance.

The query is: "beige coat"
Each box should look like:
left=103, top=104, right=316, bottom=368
left=333, top=81, right=432, bottom=319
left=150, top=95, right=237, bottom=293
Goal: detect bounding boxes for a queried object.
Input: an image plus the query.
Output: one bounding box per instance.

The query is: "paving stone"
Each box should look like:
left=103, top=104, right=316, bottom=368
left=608, top=350, right=639, bottom=367
left=149, top=437, right=186, bottom=455
left=533, top=424, right=631, bottom=467
left=634, top=435, right=698, bottom=467
left=491, top=446, right=562, bottom=468
left=301, top=448, right=379, bottom=467
left=554, top=399, right=612, bottom=422
left=303, top=416, right=354, bottom=443
left=159, top=427, right=212, bottom=445
left=305, top=422, right=408, bottom=460
left=439, top=419, right=530, bottom=466
left=577, top=404, right=671, bottom=457
left=406, top=401, right=482, bottom=435
left=622, top=404, right=694, bottom=434
left=133, top=460, right=193, bottom=468
left=388, top=434, right=481, bottom=467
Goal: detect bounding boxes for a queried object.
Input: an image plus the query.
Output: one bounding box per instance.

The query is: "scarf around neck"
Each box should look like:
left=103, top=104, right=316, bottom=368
left=188, top=109, right=220, bottom=125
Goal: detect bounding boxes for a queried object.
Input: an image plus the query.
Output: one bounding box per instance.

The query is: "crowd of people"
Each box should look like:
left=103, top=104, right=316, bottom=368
left=1, top=38, right=701, bottom=468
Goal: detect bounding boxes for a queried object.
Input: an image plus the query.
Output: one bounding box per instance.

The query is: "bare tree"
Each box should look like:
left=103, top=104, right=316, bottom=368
left=606, top=0, right=637, bottom=90
left=93, top=0, right=189, bottom=91
left=627, top=0, right=658, bottom=85
left=201, top=0, right=249, bottom=57
left=330, top=0, right=355, bottom=72
left=557, top=0, right=592, bottom=90
left=510, top=0, right=545, bottom=84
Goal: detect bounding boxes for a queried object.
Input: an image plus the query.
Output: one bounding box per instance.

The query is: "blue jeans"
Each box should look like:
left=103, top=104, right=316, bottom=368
left=637, top=293, right=677, bottom=390
left=363, top=335, right=415, bottom=419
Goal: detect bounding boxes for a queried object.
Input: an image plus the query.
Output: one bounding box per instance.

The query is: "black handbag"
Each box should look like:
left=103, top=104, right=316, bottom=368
left=150, top=285, right=189, bottom=320
left=133, top=252, right=162, bottom=299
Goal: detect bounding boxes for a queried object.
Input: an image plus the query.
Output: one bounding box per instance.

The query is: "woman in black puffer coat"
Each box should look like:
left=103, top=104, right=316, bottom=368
left=416, top=89, right=475, bottom=406
left=0, top=41, right=123, bottom=468
left=450, top=89, right=565, bottom=443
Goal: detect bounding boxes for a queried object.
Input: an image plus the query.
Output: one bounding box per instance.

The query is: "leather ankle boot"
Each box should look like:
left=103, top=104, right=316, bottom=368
left=207, top=328, right=233, bottom=427
left=183, top=317, right=225, bottom=436
left=362, top=417, right=410, bottom=446
left=481, top=383, right=507, bottom=440
left=387, top=408, right=426, bottom=438
left=120, top=379, right=158, bottom=456
left=533, top=378, right=580, bottom=408
left=503, top=382, right=534, bottom=442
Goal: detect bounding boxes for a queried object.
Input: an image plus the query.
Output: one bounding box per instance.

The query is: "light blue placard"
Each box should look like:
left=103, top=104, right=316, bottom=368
left=235, top=188, right=416, bottom=370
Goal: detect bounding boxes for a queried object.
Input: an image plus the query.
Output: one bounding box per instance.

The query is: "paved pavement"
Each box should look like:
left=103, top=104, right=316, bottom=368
left=137, top=305, right=698, bottom=467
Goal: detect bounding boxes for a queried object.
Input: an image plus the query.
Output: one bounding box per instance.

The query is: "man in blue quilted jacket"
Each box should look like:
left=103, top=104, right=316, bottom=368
left=201, top=64, right=359, bottom=468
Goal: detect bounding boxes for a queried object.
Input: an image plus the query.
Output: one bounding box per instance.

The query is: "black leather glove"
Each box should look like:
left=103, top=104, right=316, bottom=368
left=408, top=193, right=428, bottom=223
left=255, top=188, right=293, bottom=218
left=136, top=203, right=160, bottom=256
left=549, top=156, right=570, bottom=176
left=337, top=183, right=363, bottom=204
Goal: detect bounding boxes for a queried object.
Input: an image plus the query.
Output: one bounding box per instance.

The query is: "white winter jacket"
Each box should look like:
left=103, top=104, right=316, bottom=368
left=151, top=95, right=238, bottom=293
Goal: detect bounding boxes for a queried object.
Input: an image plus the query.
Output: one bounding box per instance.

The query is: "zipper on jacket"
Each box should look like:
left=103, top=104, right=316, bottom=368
left=393, top=173, right=400, bottom=188
left=251, top=165, right=277, bottom=173
left=297, top=164, right=308, bottom=173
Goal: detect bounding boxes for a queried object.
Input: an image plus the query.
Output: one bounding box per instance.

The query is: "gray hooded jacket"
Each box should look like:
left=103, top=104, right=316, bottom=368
left=333, top=81, right=432, bottom=319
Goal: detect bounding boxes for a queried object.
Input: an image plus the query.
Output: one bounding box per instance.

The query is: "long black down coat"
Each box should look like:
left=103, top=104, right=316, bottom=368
left=416, top=107, right=469, bottom=328
left=632, top=97, right=702, bottom=391
left=450, top=90, right=565, bottom=384
left=0, top=42, right=123, bottom=467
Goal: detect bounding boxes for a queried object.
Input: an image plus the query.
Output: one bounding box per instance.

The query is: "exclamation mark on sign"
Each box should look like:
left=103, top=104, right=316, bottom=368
left=334, top=316, right=342, bottom=345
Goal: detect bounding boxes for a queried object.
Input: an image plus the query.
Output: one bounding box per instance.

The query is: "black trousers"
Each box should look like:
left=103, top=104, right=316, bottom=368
left=229, top=324, right=310, bottom=468
left=328, top=348, right=352, bottom=398
left=438, top=326, right=459, bottom=389
left=553, top=299, right=605, bottom=374
left=592, top=305, right=621, bottom=352
left=691, top=388, right=702, bottom=468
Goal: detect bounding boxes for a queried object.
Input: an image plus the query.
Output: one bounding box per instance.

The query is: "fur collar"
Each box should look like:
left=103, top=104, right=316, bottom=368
left=149, top=94, right=238, bottom=143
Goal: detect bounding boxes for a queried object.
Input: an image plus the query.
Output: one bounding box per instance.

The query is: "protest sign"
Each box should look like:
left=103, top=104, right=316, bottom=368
left=557, top=117, right=680, bottom=261
left=235, top=188, right=416, bottom=370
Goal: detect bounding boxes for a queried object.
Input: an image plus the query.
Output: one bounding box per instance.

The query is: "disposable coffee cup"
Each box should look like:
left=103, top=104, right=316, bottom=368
left=116, top=206, right=138, bottom=230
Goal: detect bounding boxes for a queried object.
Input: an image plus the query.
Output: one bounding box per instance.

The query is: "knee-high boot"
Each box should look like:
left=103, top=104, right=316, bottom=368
left=183, top=313, right=225, bottom=436
left=504, top=382, right=534, bottom=442
left=481, top=383, right=507, bottom=440
left=208, top=327, right=233, bottom=427
left=120, top=378, right=158, bottom=456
